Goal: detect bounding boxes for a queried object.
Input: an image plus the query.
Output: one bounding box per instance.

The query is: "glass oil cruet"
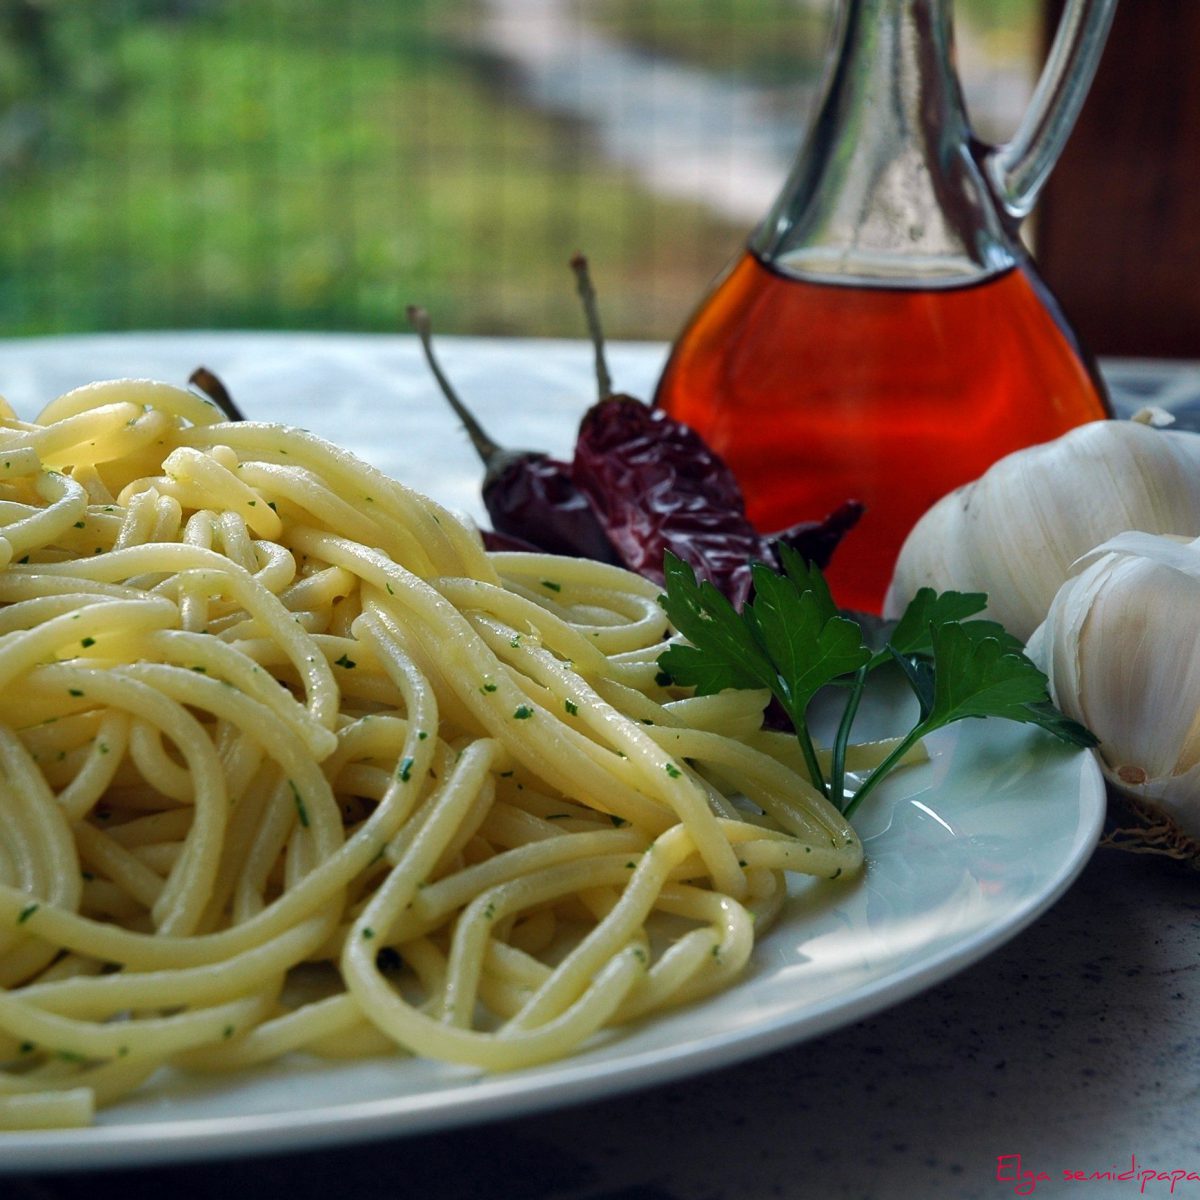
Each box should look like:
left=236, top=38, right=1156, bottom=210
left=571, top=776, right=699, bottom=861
left=655, top=0, right=1119, bottom=613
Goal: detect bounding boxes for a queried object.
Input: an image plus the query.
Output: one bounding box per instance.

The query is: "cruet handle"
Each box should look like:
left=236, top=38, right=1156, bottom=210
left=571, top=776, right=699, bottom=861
left=984, top=0, right=1118, bottom=222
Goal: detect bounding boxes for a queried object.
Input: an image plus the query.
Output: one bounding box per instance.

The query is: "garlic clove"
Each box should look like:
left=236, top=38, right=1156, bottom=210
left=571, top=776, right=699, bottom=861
left=1109, top=757, right=1200, bottom=841
left=887, top=420, right=1200, bottom=641
left=1029, top=532, right=1200, bottom=839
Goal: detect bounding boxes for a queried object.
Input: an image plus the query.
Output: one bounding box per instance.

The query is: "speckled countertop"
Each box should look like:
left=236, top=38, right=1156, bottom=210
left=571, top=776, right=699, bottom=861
left=1, top=335, right=1197, bottom=1200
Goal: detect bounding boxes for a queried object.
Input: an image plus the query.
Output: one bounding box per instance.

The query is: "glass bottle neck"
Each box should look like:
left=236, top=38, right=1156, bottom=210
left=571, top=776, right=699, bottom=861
left=750, top=0, right=1019, bottom=288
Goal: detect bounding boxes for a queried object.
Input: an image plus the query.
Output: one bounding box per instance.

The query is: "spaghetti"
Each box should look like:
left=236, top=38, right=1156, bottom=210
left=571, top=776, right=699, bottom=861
left=0, top=378, right=862, bottom=1129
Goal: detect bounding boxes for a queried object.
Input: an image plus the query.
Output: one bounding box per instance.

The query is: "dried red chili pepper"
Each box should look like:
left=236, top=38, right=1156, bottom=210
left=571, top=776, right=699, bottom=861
left=409, top=259, right=862, bottom=606
left=565, top=255, right=862, bottom=606
left=407, top=305, right=619, bottom=564
left=573, top=395, right=862, bottom=607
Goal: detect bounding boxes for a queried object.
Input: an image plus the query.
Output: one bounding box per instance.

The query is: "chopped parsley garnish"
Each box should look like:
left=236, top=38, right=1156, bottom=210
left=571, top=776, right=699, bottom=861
left=288, top=780, right=310, bottom=828
left=334, top=653, right=356, bottom=669
left=512, top=705, right=533, bottom=720
left=564, top=699, right=579, bottom=716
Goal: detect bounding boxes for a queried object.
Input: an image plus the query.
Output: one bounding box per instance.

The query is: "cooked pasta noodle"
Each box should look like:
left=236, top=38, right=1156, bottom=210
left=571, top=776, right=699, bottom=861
left=0, top=378, right=867, bottom=1129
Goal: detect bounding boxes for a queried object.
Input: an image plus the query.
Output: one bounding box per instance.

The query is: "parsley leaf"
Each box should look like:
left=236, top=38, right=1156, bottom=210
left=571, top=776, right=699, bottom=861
left=923, top=622, right=1093, bottom=739
left=657, top=555, right=775, bottom=695
left=876, top=587, right=990, bottom=663
left=747, top=560, right=870, bottom=710
left=656, top=553, right=1097, bottom=820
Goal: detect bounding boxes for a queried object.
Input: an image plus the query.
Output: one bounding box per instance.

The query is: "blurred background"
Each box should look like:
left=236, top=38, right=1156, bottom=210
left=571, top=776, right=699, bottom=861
left=0, top=0, right=1045, bottom=341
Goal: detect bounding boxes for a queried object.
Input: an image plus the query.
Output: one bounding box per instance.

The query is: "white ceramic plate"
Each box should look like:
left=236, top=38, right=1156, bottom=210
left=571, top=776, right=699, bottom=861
left=0, top=334, right=1106, bottom=1171
left=0, top=716, right=1104, bottom=1172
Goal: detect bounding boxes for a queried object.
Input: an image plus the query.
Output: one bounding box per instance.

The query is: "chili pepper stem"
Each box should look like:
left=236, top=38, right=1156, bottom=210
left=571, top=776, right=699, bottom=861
left=406, top=304, right=502, bottom=466
left=189, top=366, right=245, bottom=422
left=569, top=253, right=614, bottom=400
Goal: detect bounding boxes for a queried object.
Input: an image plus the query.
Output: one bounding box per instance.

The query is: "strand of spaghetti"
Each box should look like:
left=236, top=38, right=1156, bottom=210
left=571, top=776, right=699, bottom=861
left=394, top=828, right=648, bottom=942
left=173, top=993, right=364, bottom=1072
left=435, top=577, right=609, bottom=676
left=232, top=461, right=396, bottom=554
left=113, top=486, right=162, bottom=551
left=489, top=550, right=663, bottom=599
left=0, top=691, right=438, bottom=967
left=0, top=1089, right=93, bottom=1130
left=72, top=823, right=164, bottom=912
left=0, top=597, right=177, bottom=694
left=499, top=825, right=705, bottom=1033
left=231, top=775, right=299, bottom=922
left=0, top=403, right=142, bottom=460
left=127, top=722, right=191, bottom=807
left=0, top=725, right=81, bottom=949
left=7, top=545, right=339, bottom=732
left=318, top=544, right=683, bottom=840
left=643, top=726, right=859, bottom=855
left=141, top=629, right=336, bottom=760
left=196, top=761, right=274, bottom=933
left=35, top=379, right=224, bottom=430
left=613, top=883, right=755, bottom=1021
left=360, top=597, right=673, bottom=833
left=347, top=925, right=643, bottom=1071
left=0, top=573, right=143, bottom=603
left=0, top=985, right=277, bottom=1063
left=469, top=611, right=748, bottom=897
left=0, top=593, right=124, bottom=637
left=0, top=1055, right=159, bottom=1114
left=344, top=835, right=664, bottom=1065
left=0, top=471, right=90, bottom=567
left=115, top=661, right=342, bottom=910
left=159, top=447, right=284, bottom=541
left=180, top=421, right=486, bottom=580
left=34, top=665, right=229, bottom=936
left=440, top=852, right=662, bottom=1029
left=17, top=915, right=332, bottom=1017
left=147, top=493, right=183, bottom=544
left=31, top=415, right=181, bottom=481
left=0, top=447, right=42, bottom=477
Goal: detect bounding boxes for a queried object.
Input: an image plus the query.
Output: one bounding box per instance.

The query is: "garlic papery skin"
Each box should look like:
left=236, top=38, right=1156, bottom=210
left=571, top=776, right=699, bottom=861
left=1027, top=531, right=1200, bottom=839
left=885, top=418, right=1200, bottom=641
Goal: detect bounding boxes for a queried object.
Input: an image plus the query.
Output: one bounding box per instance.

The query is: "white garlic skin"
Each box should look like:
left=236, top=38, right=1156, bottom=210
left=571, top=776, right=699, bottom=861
left=884, top=419, right=1200, bottom=641
left=1028, top=532, right=1200, bottom=838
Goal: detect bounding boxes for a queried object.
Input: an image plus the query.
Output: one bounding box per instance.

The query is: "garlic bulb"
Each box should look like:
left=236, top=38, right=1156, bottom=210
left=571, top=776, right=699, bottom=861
left=885, top=417, right=1200, bottom=640
left=1027, top=531, right=1200, bottom=838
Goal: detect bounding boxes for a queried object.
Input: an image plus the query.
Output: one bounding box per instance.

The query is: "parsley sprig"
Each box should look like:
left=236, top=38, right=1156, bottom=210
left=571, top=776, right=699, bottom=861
left=656, top=548, right=1097, bottom=818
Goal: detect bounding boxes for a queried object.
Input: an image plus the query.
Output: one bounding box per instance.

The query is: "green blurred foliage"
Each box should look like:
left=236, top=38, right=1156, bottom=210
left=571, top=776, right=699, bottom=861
left=0, top=0, right=1038, bottom=339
